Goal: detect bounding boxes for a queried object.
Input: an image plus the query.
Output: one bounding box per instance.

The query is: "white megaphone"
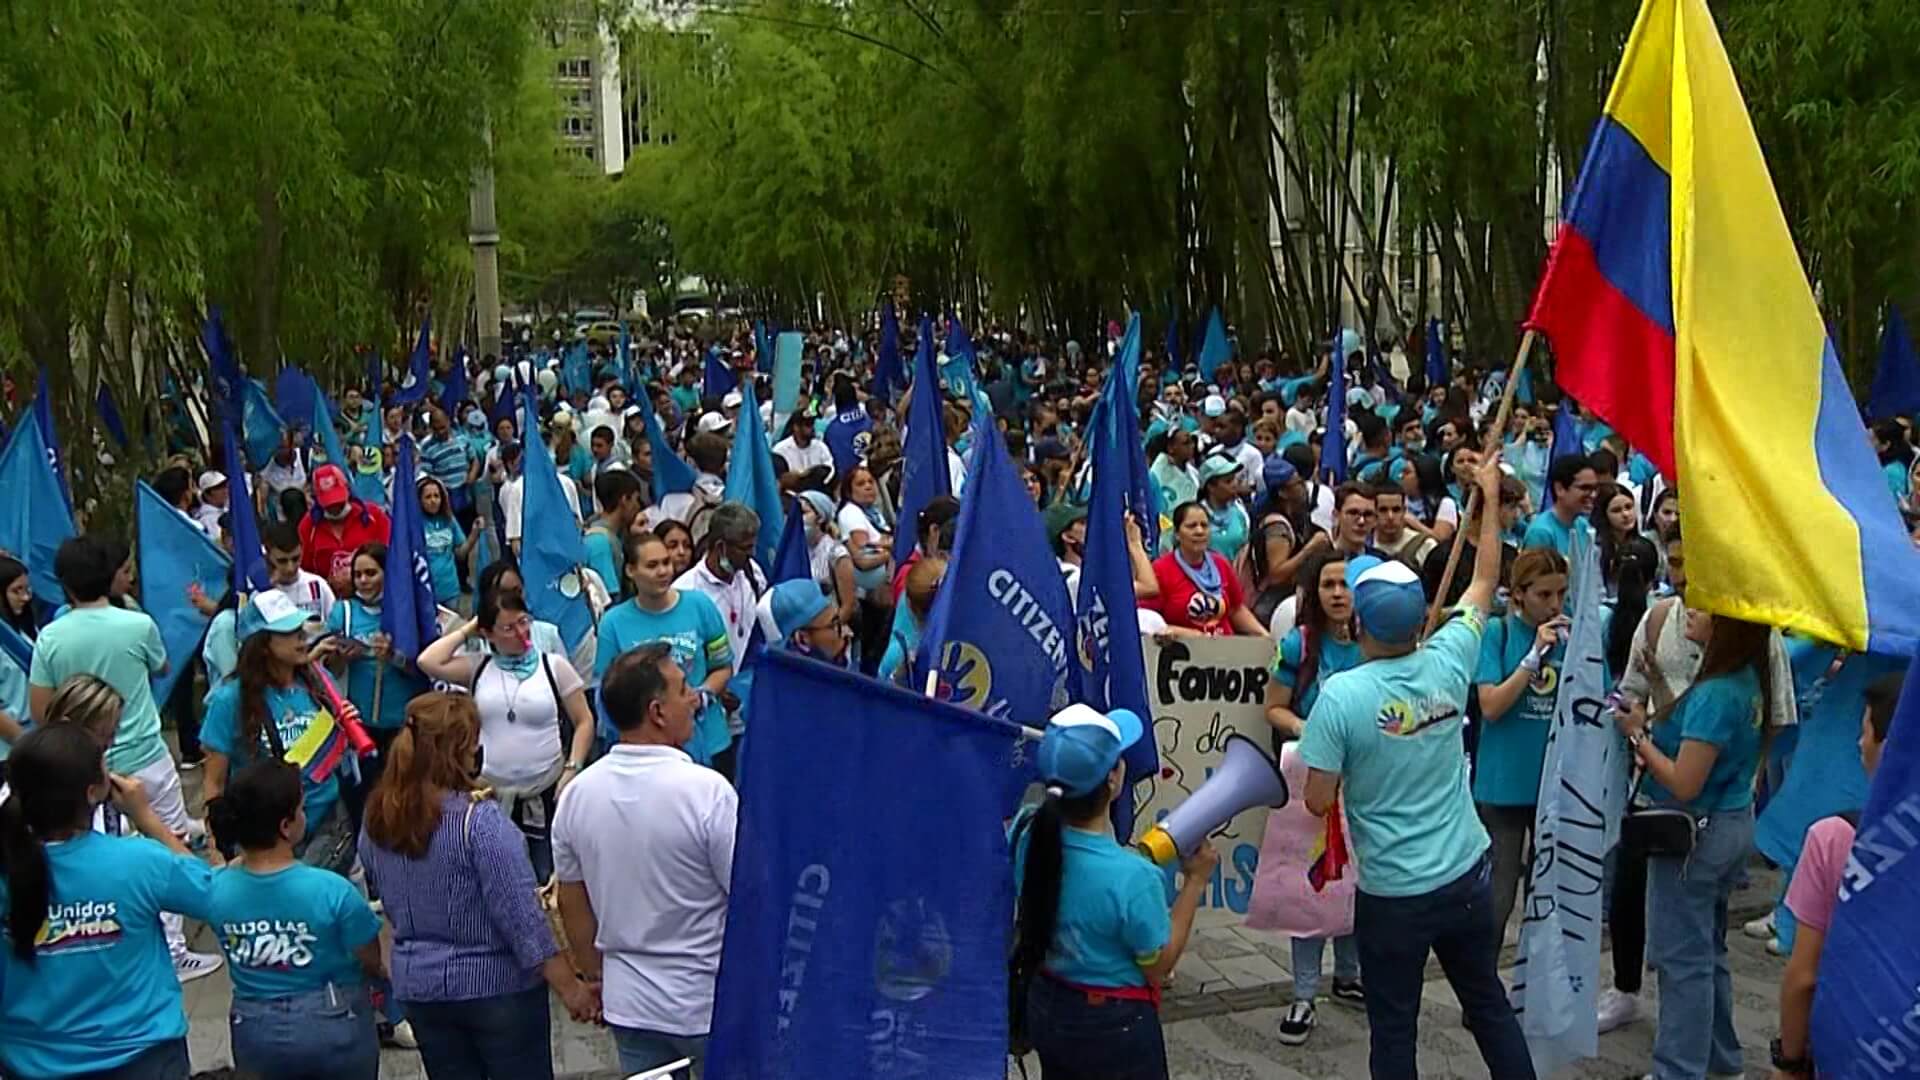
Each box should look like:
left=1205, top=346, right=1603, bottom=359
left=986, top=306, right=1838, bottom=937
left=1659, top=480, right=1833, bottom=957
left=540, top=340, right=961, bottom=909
left=1137, top=734, right=1288, bottom=866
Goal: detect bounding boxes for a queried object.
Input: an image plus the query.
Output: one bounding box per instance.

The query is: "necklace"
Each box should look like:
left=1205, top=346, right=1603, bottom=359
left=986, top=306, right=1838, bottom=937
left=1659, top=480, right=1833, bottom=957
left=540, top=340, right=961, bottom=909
left=500, top=671, right=529, bottom=724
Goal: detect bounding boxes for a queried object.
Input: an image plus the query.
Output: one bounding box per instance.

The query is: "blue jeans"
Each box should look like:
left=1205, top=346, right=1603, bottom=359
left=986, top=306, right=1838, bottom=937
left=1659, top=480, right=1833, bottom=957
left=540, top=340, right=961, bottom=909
left=1647, top=806, right=1751, bottom=1080
left=404, top=984, right=553, bottom=1080
left=1353, top=854, right=1536, bottom=1080
left=1290, top=934, right=1360, bottom=1002
left=1025, top=974, right=1167, bottom=1080
left=609, top=1025, right=708, bottom=1078
left=45, top=1040, right=190, bottom=1080
left=230, top=984, right=379, bottom=1080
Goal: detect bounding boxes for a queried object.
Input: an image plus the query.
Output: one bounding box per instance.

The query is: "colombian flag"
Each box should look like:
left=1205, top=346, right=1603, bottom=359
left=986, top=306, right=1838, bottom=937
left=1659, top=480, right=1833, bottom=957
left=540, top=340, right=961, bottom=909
left=1529, top=0, right=1920, bottom=654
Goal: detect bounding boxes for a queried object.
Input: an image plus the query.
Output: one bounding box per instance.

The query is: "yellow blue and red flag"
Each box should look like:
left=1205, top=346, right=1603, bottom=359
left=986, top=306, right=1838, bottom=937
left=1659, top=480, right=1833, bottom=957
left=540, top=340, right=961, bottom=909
left=1528, top=0, right=1920, bottom=653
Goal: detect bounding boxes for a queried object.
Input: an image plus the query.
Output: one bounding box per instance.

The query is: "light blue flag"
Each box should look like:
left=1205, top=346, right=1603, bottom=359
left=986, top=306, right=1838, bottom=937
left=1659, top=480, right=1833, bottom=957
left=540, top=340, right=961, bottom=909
left=136, top=481, right=230, bottom=706
left=0, top=408, right=77, bottom=605
left=562, top=340, right=593, bottom=399
left=895, top=315, right=951, bottom=561
left=1512, top=530, right=1624, bottom=1076
left=639, top=385, right=695, bottom=496
left=241, top=379, right=286, bottom=471
left=393, top=316, right=433, bottom=405
left=707, top=649, right=1020, bottom=1080
left=519, top=390, right=594, bottom=651
left=616, top=323, right=636, bottom=391
left=1108, top=314, right=1159, bottom=552
left=754, top=320, right=774, bottom=375
left=382, top=436, right=441, bottom=662
left=1198, top=307, right=1231, bottom=380
left=724, top=382, right=786, bottom=572
left=275, top=368, right=318, bottom=437
left=32, top=373, right=72, bottom=514
left=771, top=331, right=804, bottom=432
left=311, top=389, right=349, bottom=471
left=916, top=424, right=1073, bottom=810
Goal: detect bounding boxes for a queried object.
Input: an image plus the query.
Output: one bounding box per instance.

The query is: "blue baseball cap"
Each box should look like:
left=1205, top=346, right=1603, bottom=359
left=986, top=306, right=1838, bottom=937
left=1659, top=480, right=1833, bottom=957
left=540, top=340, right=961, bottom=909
left=1262, top=457, right=1298, bottom=492
left=1345, top=555, right=1427, bottom=645
left=764, top=579, right=831, bottom=641
left=1037, top=704, right=1145, bottom=797
left=236, top=591, right=313, bottom=642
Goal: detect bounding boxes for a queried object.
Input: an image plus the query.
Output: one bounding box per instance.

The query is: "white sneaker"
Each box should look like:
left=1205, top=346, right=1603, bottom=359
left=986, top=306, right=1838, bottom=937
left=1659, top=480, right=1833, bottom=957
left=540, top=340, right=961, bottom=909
left=174, top=949, right=224, bottom=984
left=1741, top=912, right=1776, bottom=940
left=1768, top=936, right=1790, bottom=956
left=1595, top=988, right=1640, bottom=1033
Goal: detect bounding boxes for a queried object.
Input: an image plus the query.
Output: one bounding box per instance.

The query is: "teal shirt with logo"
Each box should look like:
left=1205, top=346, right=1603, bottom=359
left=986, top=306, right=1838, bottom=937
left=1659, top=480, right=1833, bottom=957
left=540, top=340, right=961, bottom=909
left=595, top=593, right=733, bottom=763
left=209, top=863, right=381, bottom=1000
left=1472, top=613, right=1565, bottom=806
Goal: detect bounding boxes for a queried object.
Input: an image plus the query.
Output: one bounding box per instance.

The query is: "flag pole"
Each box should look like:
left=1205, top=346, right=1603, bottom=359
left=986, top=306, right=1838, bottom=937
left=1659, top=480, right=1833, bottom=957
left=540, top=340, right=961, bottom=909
left=1421, top=329, right=1539, bottom=638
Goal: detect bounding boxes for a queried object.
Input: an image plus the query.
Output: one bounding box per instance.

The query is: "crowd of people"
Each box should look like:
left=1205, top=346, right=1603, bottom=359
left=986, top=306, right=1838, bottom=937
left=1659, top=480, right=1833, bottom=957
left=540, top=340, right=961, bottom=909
left=0, top=314, right=1901, bottom=1080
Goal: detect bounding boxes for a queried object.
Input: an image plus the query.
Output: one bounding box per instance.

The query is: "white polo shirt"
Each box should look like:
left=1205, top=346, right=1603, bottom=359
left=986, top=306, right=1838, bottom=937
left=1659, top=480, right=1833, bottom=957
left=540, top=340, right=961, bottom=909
left=552, top=743, right=737, bottom=1035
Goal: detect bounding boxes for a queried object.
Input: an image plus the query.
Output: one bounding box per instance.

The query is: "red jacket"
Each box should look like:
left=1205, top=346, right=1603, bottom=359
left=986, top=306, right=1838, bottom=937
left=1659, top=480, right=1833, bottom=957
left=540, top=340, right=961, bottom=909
left=299, top=502, right=392, bottom=587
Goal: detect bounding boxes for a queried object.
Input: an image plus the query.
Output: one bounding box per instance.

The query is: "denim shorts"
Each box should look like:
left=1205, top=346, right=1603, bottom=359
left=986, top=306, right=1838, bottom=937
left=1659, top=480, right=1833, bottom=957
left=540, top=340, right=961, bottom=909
left=229, top=983, right=379, bottom=1080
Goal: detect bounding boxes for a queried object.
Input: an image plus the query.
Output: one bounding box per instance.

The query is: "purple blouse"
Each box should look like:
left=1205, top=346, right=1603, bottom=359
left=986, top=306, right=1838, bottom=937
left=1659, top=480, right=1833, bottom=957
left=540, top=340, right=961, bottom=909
left=358, top=792, right=558, bottom=1002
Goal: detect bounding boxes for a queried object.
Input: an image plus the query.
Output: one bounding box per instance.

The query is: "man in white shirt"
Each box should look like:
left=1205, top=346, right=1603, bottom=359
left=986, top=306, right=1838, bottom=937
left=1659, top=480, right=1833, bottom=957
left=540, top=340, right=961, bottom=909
left=262, top=521, right=336, bottom=625
left=194, top=471, right=230, bottom=537
left=554, top=642, right=736, bottom=1078
left=673, top=503, right=766, bottom=672
left=771, top=408, right=834, bottom=487
left=498, top=440, right=584, bottom=554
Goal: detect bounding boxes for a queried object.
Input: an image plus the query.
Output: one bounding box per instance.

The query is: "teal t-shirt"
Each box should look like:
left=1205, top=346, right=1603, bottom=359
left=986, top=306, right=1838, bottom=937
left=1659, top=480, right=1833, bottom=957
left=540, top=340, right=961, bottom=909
left=1646, top=666, right=1764, bottom=814
left=1206, top=499, right=1250, bottom=563
left=0, top=649, right=27, bottom=763
left=28, top=605, right=168, bottom=774
left=1298, top=609, right=1491, bottom=897
left=324, top=598, right=423, bottom=731
left=1472, top=614, right=1565, bottom=806
left=209, top=863, right=381, bottom=1001
left=670, top=385, right=700, bottom=417
left=879, top=604, right=921, bottom=686
left=1011, top=814, right=1170, bottom=989
left=582, top=522, right=623, bottom=603
left=596, top=593, right=733, bottom=763
left=1884, top=460, right=1908, bottom=500
left=0, top=833, right=212, bottom=1078
left=1521, top=510, right=1590, bottom=557
left=1271, top=628, right=1363, bottom=718
left=202, top=609, right=240, bottom=692
left=201, top=681, right=343, bottom=829
left=421, top=516, right=467, bottom=604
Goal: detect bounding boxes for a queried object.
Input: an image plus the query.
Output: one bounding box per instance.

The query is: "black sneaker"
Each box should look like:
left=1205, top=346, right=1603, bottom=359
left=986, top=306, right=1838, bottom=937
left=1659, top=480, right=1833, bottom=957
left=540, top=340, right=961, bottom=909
left=1277, top=1000, right=1315, bottom=1045
left=1330, top=977, right=1367, bottom=1008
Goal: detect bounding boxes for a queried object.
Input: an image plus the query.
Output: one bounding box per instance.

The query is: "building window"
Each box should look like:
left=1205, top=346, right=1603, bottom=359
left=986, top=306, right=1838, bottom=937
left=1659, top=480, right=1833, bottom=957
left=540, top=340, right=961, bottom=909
left=556, top=58, right=591, bottom=80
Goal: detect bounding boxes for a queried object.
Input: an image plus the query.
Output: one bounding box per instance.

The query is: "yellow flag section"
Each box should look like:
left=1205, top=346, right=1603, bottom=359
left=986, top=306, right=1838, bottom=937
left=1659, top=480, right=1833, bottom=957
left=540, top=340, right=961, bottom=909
left=1659, top=0, right=1920, bottom=652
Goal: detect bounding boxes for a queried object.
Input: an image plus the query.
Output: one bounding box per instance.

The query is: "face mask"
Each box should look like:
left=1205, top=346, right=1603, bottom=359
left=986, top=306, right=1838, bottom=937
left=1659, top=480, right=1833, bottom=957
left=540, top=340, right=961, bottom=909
left=954, top=434, right=972, bottom=457
left=466, top=409, right=486, bottom=429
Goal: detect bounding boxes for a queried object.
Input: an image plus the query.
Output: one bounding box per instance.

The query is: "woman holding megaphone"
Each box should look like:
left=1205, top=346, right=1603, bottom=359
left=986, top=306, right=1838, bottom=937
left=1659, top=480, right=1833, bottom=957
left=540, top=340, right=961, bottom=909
left=1010, top=704, right=1217, bottom=1080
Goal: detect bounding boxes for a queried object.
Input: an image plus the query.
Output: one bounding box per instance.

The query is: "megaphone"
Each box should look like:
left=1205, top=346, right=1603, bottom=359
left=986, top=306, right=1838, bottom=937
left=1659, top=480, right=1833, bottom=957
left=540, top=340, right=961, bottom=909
left=1137, top=734, right=1287, bottom=866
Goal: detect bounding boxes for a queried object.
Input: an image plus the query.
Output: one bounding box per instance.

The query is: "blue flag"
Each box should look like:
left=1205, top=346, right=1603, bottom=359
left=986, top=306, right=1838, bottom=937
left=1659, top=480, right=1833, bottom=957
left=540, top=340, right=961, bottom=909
left=754, top=320, right=774, bottom=375
left=1323, top=343, right=1348, bottom=484
left=222, top=416, right=272, bottom=596
left=916, top=425, right=1074, bottom=803
left=616, top=324, right=636, bottom=391
left=96, top=384, right=128, bottom=450
left=1076, top=320, right=1157, bottom=839
left=1514, top=363, right=1536, bottom=406
left=0, top=621, right=31, bottom=676
left=1543, top=400, right=1584, bottom=509
left=33, top=373, right=72, bottom=514
left=706, top=649, right=1019, bottom=1080
left=769, top=498, right=811, bottom=586
left=1812, top=652, right=1920, bottom=1069
left=393, top=316, right=432, bottom=405
left=724, top=382, right=786, bottom=572
left=1108, top=314, right=1159, bottom=553
left=1870, top=305, right=1920, bottom=420
left=1198, top=307, right=1231, bottom=380
left=519, top=390, right=594, bottom=651
left=439, top=345, right=469, bottom=416
left=772, top=331, right=804, bottom=432
left=895, top=315, right=951, bottom=562
left=561, top=340, right=592, bottom=400
left=704, top=346, right=738, bottom=400
left=823, top=406, right=873, bottom=478
left=639, top=385, right=696, bottom=496
left=1425, top=317, right=1450, bottom=389
left=0, top=408, right=77, bottom=606
left=275, top=367, right=318, bottom=430
left=871, top=301, right=904, bottom=403
left=201, top=307, right=244, bottom=420
left=241, top=379, right=286, bottom=471
left=382, top=436, right=441, bottom=661
left=941, top=315, right=986, bottom=414
left=136, top=481, right=230, bottom=706
left=311, top=389, right=349, bottom=471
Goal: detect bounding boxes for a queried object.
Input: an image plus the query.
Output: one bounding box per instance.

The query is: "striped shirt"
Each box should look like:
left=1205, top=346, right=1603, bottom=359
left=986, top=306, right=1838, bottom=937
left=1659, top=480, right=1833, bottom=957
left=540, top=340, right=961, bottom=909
left=358, top=792, right=558, bottom=1002
left=420, top=433, right=472, bottom=493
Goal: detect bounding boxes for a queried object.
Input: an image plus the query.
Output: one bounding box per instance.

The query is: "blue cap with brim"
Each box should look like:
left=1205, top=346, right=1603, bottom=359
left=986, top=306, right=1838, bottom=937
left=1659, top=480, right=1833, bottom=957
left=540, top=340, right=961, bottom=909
left=1198, top=455, right=1242, bottom=485
left=766, top=579, right=831, bottom=640
left=237, top=591, right=313, bottom=642
left=1037, top=704, right=1145, bottom=797
left=1345, top=555, right=1427, bottom=646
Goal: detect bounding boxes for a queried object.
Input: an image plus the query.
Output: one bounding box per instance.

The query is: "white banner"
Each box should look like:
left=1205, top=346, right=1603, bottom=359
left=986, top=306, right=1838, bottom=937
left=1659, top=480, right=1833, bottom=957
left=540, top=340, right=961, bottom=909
left=1513, top=530, right=1628, bottom=1075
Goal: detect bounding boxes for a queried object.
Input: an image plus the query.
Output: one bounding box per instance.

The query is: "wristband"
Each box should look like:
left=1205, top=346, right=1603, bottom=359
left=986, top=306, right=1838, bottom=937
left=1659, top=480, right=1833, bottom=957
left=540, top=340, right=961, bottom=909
left=1520, top=650, right=1546, bottom=675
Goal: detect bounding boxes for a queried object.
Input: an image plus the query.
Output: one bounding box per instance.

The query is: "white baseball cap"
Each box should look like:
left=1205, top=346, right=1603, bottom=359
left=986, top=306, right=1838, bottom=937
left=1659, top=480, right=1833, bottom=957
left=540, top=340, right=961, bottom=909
left=197, top=470, right=228, bottom=495
left=697, top=412, right=733, bottom=435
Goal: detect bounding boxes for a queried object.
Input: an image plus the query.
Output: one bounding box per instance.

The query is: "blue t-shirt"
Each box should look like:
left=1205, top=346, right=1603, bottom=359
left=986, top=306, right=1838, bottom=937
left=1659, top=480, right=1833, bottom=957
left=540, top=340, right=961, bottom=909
left=420, top=433, right=471, bottom=494
left=0, top=649, right=27, bottom=763
left=1206, top=499, right=1250, bottom=563
left=1646, top=666, right=1765, bottom=814
left=202, top=681, right=343, bottom=829
left=1521, top=510, right=1590, bottom=557
left=324, top=598, right=424, bottom=731
left=1883, top=460, right=1908, bottom=500
left=209, top=863, right=381, bottom=1001
left=1298, top=610, right=1491, bottom=897
left=1011, top=815, right=1170, bottom=988
left=1472, top=614, right=1565, bottom=806
left=596, top=593, right=733, bottom=763
left=1271, top=628, right=1363, bottom=717
left=582, top=522, right=623, bottom=603
left=421, top=516, right=467, bottom=604
left=0, top=833, right=212, bottom=1078
left=878, top=604, right=921, bottom=686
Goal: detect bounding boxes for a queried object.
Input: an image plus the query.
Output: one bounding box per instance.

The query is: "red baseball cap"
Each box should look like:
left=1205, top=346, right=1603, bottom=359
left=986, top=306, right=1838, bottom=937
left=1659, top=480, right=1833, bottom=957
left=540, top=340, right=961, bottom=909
left=312, top=464, right=350, bottom=508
